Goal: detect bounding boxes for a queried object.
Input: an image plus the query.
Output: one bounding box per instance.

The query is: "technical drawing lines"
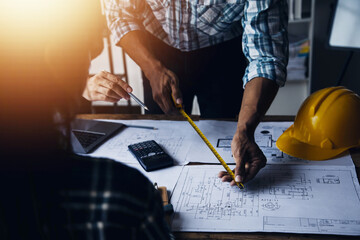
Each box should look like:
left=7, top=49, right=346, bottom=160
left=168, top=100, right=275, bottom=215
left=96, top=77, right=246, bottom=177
left=316, top=175, right=340, bottom=184
left=177, top=170, right=259, bottom=220
left=264, top=216, right=360, bottom=235
left=259, top=171, right=313, bottom=200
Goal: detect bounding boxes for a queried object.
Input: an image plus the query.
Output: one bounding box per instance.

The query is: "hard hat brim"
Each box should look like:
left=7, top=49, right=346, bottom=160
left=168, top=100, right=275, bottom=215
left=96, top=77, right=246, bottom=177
left=276, top=124, right=348, bottom=161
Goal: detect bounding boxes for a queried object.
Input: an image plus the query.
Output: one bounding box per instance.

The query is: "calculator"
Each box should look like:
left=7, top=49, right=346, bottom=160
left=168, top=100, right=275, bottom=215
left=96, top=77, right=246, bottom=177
left=128, top=140, right=174, bottom=171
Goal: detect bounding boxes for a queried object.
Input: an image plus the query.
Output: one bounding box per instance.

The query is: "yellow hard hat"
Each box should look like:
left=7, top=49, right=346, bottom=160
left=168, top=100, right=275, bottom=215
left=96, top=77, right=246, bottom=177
left=276, top=86, right=360, bottom=160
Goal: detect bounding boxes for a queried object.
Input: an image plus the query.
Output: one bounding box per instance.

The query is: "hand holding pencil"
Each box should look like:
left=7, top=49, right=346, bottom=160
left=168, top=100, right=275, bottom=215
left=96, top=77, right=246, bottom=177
left=82, top=70, right=149, bottom=111
left=83, top=70, right=133, bottom=103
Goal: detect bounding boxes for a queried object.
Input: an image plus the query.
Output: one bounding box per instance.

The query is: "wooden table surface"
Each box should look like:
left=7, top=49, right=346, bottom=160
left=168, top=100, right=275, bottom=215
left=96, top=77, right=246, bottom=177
left=77, top=114, right=360, bottom=240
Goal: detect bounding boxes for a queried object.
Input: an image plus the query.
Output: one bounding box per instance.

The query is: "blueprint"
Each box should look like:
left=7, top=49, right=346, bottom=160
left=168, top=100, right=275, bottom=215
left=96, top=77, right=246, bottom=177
left=186, top=120, right=352, bottom=165
left=86, top=120, right=197, bottom=165
left=187, top=120, right=300, bottom=163
left=171, top=165, right=360, bottom=235
left=186, top=120, right=303, bottom=164
left=127, top=163, right=184, bottom=193
left=85, top=119, right=354, bottom=169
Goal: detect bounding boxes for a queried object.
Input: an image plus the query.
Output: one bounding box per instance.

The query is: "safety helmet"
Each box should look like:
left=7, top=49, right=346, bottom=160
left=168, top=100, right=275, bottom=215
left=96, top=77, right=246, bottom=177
left=276, top=86, right=360, bottom=160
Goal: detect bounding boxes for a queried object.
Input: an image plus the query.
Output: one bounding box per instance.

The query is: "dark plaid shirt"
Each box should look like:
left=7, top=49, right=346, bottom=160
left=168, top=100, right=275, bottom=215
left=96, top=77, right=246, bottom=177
left=0, top=154, right=172, bottom=240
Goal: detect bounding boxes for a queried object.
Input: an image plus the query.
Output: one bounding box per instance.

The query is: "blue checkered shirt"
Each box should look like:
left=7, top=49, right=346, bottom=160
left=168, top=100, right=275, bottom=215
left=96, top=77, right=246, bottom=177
left=105, top=0, right=288, bottom=86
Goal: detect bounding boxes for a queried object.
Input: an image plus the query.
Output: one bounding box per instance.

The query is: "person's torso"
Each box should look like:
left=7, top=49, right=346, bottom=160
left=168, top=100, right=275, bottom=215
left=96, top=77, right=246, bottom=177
left=143, top=0, right=246, bottom=51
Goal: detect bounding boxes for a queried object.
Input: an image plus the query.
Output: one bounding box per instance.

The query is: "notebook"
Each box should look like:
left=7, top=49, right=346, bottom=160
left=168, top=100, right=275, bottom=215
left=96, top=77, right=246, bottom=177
left=71, top=119, right=124, bottom=154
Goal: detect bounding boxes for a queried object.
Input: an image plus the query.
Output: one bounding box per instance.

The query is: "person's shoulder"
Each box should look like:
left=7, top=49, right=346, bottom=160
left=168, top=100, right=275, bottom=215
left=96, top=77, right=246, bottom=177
left=70, top=154, right=154, bottom=194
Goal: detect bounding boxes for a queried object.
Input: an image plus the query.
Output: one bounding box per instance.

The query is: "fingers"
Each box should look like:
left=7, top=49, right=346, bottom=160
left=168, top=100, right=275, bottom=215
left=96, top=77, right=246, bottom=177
left=218, top=171, right=232, bottom=185
left=95, top=85, right=124, bottom=100
left=153, top=87, right=173, bottom=114
left=168, top=71, right=182, bottom=105
left=100, top=71, right=132, bottom=99
left=232, top=141, right=245, bottom=184
left=152, top=70, right=179, bottom=114
left=243, top=155, right=266, bottom=183
left=83, top=71, right=133, bottom=102
left=90, top=91, right=120, bottom=102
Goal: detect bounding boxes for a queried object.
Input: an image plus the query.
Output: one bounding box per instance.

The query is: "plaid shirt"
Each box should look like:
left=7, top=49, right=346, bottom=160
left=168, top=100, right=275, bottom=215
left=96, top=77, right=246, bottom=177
left=105, top=0, right=288, bottom=86
left=0, top=154, right=172, bottom=240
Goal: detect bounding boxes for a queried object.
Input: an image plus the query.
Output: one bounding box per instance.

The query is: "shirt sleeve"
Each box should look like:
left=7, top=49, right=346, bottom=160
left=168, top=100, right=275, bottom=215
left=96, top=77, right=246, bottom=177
left=104, top=0, right=145, bottom=45
left=241, top=0, right=289, bottom=87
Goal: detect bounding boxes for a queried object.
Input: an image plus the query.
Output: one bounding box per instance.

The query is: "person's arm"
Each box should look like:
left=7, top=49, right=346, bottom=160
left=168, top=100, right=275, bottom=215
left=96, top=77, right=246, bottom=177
left=85, top=0, right=182, bottom=113
left=218, top=77, right=278, bottom=184
left=219, top=0, right=288, bottom=184
left=119, top=30, right=182, bottom=114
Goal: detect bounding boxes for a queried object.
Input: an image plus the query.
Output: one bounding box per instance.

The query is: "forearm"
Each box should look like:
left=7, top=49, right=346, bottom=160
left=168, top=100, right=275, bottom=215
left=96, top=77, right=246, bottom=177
left=119, top=30, right=182, bottom=112
left=236, top=77, right=279, bottom=136
left=119, top=30, right=162, bottom=76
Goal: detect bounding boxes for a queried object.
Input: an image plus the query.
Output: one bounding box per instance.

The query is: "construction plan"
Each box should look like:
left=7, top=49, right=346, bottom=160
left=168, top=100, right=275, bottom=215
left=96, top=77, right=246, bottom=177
left=186, top=121, right=309, bottom=164
left=171, top=164, right=360, bottom=235
left=83, top=119, right=360, bottom=235
left=186, top=120, right=354, bottom=166
left=86, top=119, right=197, bottom=165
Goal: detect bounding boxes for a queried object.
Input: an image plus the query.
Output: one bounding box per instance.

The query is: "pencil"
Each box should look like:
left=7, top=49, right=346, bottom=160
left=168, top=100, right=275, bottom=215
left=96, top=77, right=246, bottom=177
left=127, top=125, right=158, bottom=130
left=128, top=92, right=149, bottom=111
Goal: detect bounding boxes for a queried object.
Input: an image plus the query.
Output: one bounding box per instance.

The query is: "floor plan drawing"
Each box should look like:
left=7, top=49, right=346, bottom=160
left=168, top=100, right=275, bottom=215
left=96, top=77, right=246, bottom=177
left=171, top=165, right=360, bottom=235
left=185, top=121, right=310, bottom=164
left=87, top=120, right=197, bottom=165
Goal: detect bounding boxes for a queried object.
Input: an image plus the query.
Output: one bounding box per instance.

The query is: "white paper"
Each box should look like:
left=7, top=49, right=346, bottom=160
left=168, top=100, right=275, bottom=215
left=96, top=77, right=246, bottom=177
left=185, top=120, right=354, bottom=166
left=171, top=165, right=360, bottom=235
left=85, top=120, right=197, bottom=165
left=186, top=120, right=296, bottom=164
left=127, top=163, right=184, bottom=194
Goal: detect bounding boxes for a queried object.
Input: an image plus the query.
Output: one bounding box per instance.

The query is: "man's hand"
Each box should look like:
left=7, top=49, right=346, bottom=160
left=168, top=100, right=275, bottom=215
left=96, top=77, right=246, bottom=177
left=217, top=77, right=279, bottom=186
left=144, top=63, right=182, bottom=114
left=82, top=70, right=132, bottom=103
left=118, top=30, right=183, bottom=114
left=218, top=130, right=266, bottom=185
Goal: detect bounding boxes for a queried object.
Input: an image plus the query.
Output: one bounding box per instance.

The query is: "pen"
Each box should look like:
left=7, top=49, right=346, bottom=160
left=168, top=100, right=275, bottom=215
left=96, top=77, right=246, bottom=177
left=128, top=92, right=149, bottom=111
left=127, top=125, right=158, bottom=130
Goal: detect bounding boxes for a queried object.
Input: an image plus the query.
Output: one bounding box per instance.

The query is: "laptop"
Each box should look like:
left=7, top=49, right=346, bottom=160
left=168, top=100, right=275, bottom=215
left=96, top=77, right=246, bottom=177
left=71, top=119, right=124, bottom=154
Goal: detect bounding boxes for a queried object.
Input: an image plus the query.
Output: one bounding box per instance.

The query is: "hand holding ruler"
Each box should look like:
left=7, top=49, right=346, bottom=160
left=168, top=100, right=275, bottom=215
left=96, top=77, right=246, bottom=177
left=173, top=99, right=244, bottom=189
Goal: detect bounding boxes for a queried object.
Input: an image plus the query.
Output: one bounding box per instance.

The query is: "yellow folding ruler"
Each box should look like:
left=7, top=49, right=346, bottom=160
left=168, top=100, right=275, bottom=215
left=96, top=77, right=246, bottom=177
left=173, top=100, right=244, bottom=189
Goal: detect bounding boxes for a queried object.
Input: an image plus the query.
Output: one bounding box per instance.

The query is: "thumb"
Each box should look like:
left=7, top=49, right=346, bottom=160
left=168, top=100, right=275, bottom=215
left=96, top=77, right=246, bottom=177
left=234, top=152, right=245, bottom=184
left=168, top=72, right=182, bottom=105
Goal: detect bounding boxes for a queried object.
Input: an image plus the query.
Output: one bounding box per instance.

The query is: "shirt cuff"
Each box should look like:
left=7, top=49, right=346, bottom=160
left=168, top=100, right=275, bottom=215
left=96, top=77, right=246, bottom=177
left=243, top=59, right=287, bottom=88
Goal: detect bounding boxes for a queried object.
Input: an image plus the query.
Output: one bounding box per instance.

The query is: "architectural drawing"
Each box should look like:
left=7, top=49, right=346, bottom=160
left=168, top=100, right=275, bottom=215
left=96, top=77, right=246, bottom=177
left=87, top=120, right=196, bottom=165
left=186, top=121, right=311, bottom=164
left=316, top=175, right=340, bottom=184
left=177, top=172, right=259, bottom=220
left=264, top=217, right=360, bottom=235
left=171, top=165, right=360, bottom=235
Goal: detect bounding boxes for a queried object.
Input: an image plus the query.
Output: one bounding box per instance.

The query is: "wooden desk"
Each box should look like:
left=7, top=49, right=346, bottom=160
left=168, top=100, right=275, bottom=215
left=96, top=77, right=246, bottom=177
left=77, top=114, right=360, bottom=240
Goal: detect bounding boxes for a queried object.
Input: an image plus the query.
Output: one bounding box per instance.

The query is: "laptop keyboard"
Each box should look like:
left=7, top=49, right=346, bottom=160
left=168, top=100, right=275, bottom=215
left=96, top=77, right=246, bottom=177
left=72, top=130, right=105, bottom=149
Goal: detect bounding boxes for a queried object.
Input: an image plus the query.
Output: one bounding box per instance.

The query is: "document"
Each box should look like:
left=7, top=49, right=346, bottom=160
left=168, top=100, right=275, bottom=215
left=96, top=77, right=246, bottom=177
left=86, top=120, right=197, bottom=165
left=186, top=121, right=298, bottom=164
left=171, top=164, right=360, bottom=235
left=127, top=164, right=184, bottom=194
left=83, top=119, right=360, bottom=235
left=86, top=119, right=354, bottom=168
left=186, top=120, right=353, bottom=166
